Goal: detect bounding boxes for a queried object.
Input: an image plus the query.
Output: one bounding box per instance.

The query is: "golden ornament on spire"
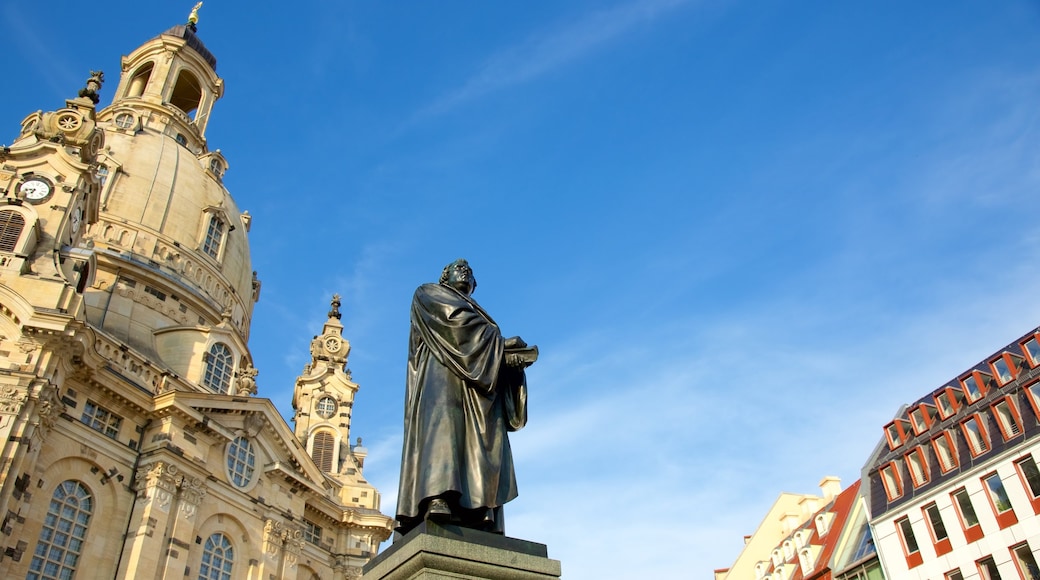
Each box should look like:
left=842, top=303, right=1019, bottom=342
left=188, top=2, right=203, bottom=26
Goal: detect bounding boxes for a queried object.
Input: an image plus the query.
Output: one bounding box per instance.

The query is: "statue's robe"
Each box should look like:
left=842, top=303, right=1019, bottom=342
left=395, top=282, right=527, bottom=535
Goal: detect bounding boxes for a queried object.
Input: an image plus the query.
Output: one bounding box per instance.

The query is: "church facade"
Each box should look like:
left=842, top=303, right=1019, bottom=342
left=0, top=19, right=392, bottom=580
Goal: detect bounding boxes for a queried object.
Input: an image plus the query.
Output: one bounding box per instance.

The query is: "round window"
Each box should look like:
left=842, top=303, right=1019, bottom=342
left=316, top=396, right=337, bottom=419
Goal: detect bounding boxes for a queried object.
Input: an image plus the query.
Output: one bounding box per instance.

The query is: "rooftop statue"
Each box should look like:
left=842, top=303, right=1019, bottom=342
left=396, top=259, right=537, bottom=536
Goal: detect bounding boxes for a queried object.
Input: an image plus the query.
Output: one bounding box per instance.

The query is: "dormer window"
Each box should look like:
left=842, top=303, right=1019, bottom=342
left=208, top=157, right=224, bottom=178
left=782, top=540, right=794, bottom=560
left=814, top=512, right=834, bottom=537
left=935, top=387, right=962, bottom=419
left=885, top=419, right=911, bottom=450
left=990, top=352, right=1026, bottom=385
left=909, top=403, right=936, bottom=435
left=202, top=342, right=234, bottom=393
left=798, top=547, right=817, bottom=573
left=202, top=215, right=226, bottom=260
left=962, top=374, right=985, bottom=402
left=1022, top=336, right=1040, bottom=367
left=114, top=113, right=134, bottom=130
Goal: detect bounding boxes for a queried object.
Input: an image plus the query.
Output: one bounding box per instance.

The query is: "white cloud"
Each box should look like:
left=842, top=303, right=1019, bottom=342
left=418, top=0, right=693, bottom=118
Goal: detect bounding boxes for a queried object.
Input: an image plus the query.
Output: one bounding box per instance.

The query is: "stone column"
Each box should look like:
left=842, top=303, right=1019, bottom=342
left=156, top=468, right=206, bottom=580
left=116, top=461, right=205, bottom=580
left=115, top=461, right=179, bottom=578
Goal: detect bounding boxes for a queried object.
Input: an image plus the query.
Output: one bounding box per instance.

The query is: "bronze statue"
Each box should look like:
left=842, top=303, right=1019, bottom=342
left=396, top=259, right=537, bottom=536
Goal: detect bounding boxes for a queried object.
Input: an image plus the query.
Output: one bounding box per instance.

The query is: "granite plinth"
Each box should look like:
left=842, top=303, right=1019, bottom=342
left=363, top=522, right=561, bottom=580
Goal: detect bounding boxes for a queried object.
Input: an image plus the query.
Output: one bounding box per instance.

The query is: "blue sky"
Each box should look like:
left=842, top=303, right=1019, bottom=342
left=6, top=1, right=1040, bottom=577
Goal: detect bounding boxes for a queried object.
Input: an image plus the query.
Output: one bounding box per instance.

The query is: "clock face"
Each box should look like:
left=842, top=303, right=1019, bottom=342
left=324, top=336, right=342, bottom=353
left=19, top=178, right=52, bottom=202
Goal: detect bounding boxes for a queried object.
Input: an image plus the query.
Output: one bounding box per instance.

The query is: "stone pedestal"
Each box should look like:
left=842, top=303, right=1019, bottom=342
left=363, top=522, right=561, bottom=580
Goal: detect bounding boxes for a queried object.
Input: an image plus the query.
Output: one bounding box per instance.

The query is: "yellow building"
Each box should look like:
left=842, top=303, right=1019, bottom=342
left=0, top=17, right=392, bottom=580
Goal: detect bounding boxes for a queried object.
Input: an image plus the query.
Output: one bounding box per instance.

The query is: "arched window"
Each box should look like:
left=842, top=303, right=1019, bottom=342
left=199, top=533, right=234, bottom=580
left=203, top=343, right=234, bottom=393
left=202, top=215, right=225, bottom=259
left=127, top=62, right=153, bottom=98
left=170, top=70, right=202, bottom=117
left=0, top=210, right=25, bottom=252
left=26, top=480, right=92, bottom=580
left=312, top=431, right=335, bottom=472
left=226, top=436, right=256, bottom=488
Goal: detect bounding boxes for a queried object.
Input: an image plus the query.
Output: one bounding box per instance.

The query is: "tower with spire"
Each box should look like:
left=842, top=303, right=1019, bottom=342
left=0, top=8, right=392, bottom=580
left=292, top=295, right=380, bottom=512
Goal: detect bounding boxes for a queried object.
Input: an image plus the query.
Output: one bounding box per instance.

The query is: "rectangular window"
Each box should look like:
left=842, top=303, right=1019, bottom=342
left=933, top=431, right=959, bottom=474
left=945, top=569, right=964, bottom=580
left=983, top=472, right=1018, bottom=529
left=80, top=401, right=122, bottom=439
left=977, top=556, right=1003, bottom=580
left=909, top=404, right=934, bottom=435
left=1026, top=382, right=1040, bottom=421
left=896, top=516, right=923, bottom=569
left=302, top=520, right=322, bottom=546
left=1012, top=543, right=1040, bottom=580
left=992, top=356, right=1014, bottom=384
left=1024, top=337, right=1040, bottom=367
left=202, top=216, right=225, bottom=259
left=963, top=374, right=985, bottom=402
left=952, top=488, right=983, bottom=543
left=885, top=420, right=910, bottom=450
left=992, top=398, right=1023, bottom=440
left=881, top=462, right=903, bottom=501
left=962, top=415, right=990, bottom=457
left=936, top=388, right=961, bottom=419
left=906, top=447, right=929, bottom=487
left=1016, top=455, right=1040, bottom=514
left=923, top=502, right=952, bottom=557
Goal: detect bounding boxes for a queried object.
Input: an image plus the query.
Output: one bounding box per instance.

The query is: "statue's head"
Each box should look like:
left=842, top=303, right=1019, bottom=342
left=440, top=259, right=477, bottom=295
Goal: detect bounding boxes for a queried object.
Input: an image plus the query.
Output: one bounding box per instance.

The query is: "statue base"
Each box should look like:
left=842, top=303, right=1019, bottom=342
left=363, top=521, right=561, bottom=580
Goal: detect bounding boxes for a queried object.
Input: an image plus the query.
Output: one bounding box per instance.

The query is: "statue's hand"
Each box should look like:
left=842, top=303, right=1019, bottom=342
left=506, top=354, right=526, bottom=367
left=504, top=336, right=527, bottom=349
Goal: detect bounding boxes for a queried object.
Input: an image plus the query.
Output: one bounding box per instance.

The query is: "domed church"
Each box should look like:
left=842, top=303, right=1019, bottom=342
left=0, top=12, right=392, bottom=580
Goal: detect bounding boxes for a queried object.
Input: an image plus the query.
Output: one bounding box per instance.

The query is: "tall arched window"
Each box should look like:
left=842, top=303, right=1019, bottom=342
left=202, top=215, right=225, bottom=259
left=0, top=210, right=26, bottom=252
left=199, top=533, right=234, bottom=580
left=26, top=480, right=93, bottom=580
left=312, top=431, right=335, bottom=472
left=171, top=70, right=203, bottom=118
left=203, top=343, right=234, bottom=393
left=127, top=62, right=153, bottom=98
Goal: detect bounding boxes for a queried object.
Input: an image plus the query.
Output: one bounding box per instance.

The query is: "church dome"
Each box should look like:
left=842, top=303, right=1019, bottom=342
left=78, top=24, right=259, bottom=387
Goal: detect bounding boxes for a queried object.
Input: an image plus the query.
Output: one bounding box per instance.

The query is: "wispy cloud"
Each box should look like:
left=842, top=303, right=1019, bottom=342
left=417, top=0, right=693, bottom=118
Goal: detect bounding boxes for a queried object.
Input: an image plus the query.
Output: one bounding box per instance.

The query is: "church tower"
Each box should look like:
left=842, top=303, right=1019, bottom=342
left=293, top=295, right=381, bottom=512
left=0, top=8, right=392, bottom=580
